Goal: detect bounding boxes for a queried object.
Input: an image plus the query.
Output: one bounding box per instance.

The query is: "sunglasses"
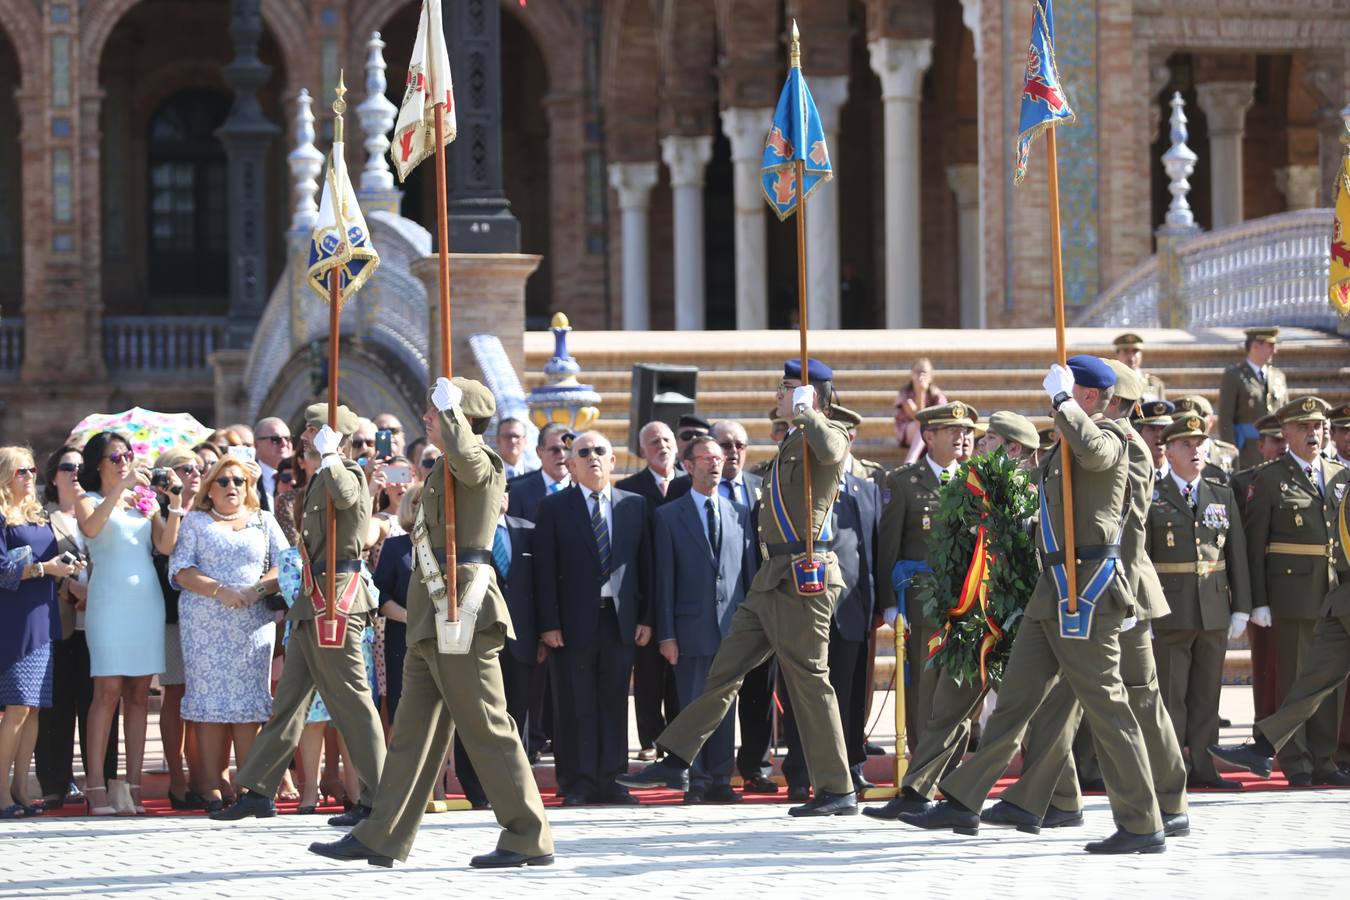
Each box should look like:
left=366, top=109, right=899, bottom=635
left=261, top=435, right=292, bottom=446
left=174, top=465, right=204, bottom=477
left=214, top=476, right=247, bottom=488
left=352, top=438, right=371, bottom=448
left=678, top=430, right=706, bottom=442
left=105, top=452, right=135, bottom=464
left=575, top=445, right=609, bottom=459
left=420, top=458, right=437, bottom=469
left=57, top=462, right=79, bottom=473
left=278, top=472, right=294, bottom=484
left=718, top=441, right=747, bottom=451
left=14, top=467, right=37, bottom=476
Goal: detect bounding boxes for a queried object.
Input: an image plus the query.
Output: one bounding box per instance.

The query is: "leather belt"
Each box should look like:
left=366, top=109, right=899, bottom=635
left=309, top=559, right=363, bottom=575
left=1153, top=559, right=1227, bottom=576
left=1041, top=544, right=1120, bottom=568
left=599, top=597, right=615, bottom=610
left=761, top=540, right=834, bottom=559
left=1265, top=542, right=1331, bottom=558
left=432, top=548, right=494, bottom=567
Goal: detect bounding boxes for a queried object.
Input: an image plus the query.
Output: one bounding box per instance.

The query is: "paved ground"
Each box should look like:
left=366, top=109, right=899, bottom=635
left=4, top=788, right=1350, bottom=898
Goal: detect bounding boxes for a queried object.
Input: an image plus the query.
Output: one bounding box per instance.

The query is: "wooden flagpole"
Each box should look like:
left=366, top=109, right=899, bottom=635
left=322, top=74, right=347, bottom=640
left=1045, top=128, right=1078, bottom=612
left=431, top=62, right=458, bottom=621
left=791, top=22, right=814, bottom=567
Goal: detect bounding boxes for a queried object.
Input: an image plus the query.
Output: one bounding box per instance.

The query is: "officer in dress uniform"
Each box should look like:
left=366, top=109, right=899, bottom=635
left=901, top=356, right=1168, bottom=855
left=1330, top=404, right=1350, bottom=469
left=212, top=404, right=386, bottom=825
left=310, top=377, right=554, bottom=868
left=1113, top=333, right=1166, bottom=403
left=620, top=359, right=859, bottom=817
left=1218, top=327, right=1288, bottom=470
left=1222, top=396, right=1348, bottom=785
left=1148, top=415, right=1252, bottom=789
left=1133, top=400, right=1175, bottom=480
left=876, top=402, right=978, bottom=750
left=1171, top=395, right=1238, bottom=482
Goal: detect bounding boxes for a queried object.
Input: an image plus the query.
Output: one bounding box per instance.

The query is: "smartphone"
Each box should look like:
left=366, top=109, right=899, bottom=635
left=227, top=445, right=256, bottom=463
left=385, top=464, right=412, bottom=484
left=375, top=429, right=393, bottom=459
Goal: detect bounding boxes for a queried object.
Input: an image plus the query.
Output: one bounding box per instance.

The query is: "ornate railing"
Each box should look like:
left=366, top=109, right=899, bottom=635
left=1076, top=256, right=1162, bottom=327
left=103, top=316, right=227, bottom=374
left=0, top=319, right=22, bottom=376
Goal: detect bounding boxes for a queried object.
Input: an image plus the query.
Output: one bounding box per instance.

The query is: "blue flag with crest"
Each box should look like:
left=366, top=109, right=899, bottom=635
left=1014, top=0, right=1075, bottom=185
left=760, top=66, right=832, bottom=221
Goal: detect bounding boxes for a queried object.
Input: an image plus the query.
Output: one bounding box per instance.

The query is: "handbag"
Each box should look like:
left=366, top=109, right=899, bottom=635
left=254, top=512, right=288, bottom=612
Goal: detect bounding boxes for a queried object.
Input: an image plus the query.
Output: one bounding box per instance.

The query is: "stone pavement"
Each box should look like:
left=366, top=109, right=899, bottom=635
left=3, top=788, right=1349, bottom=898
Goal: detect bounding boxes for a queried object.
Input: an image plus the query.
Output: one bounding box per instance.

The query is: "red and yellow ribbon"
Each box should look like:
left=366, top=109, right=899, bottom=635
left=938, top=467, right=1005, bottom=686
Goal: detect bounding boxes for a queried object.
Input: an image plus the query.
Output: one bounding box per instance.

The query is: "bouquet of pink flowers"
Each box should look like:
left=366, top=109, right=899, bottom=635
left=132, top=485, right=158, bottom=516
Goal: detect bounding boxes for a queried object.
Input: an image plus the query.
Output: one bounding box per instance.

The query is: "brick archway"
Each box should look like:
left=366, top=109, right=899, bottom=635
left=0, top=0, right=38, bottom=82
left=657, top=0, right=719, bottom=135
left=601, top=0, right=661, bottom=161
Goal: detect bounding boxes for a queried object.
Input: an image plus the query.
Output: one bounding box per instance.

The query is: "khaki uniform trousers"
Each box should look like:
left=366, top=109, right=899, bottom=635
left=999, top=620, right=1187, bottom=818
left=901, top=672, right=985, bottom=799
left=353, top=633, right=552, bottom=862
left=939, top=615, right=1163, bottom=835
left=904, top=593, right=942, bottom=754
left=236, top=616, right=385, bottom=805
left=1271, top=617, right=1343, bottom=778
left=1153, top=627, right=1228, bottom=782
left=659, top=583, right=852, bottom=795
left=1260, top=614, right=1350, bottom=778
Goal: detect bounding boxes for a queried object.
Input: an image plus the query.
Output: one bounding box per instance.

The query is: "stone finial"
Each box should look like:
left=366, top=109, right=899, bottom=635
left=357, top=31, right=398, bottom=194
left=526, top=313, right=601, bottom=433
left=1160, top=92, right=1199, bottom=233
left=287, top=88, right=324, bottom=232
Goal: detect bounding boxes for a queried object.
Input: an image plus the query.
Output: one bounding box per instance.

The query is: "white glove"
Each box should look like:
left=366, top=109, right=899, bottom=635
left=312, top=424, right=341, bottom=457
left=792, top=385, right=817, bottom=413
left=1120, top=615, right=1138, bottom=633
left=432, top=376, right=462, bottom=412
left=1250, top=606, right=1272, bottom=628
left=1227, top=611, right=1251, bottom=641
left=1042, top=364, right=1075, bottom=400
left=882, top=606, right=899, bottom=629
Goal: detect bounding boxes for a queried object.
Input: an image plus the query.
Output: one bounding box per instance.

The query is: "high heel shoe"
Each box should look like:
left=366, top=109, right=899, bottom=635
left=127, top=784, right=147, bottom=815
left=85, top=785, right=116, bottom=817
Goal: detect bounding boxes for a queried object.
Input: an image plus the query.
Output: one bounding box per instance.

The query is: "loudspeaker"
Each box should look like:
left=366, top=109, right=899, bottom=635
left=629, top=363, right=698, bottom=454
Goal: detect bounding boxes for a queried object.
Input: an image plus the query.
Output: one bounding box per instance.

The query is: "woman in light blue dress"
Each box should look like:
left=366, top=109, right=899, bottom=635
left=74, top=432, right=184, bottom=815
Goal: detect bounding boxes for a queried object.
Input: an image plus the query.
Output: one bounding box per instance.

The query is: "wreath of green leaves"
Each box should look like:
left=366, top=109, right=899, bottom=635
left=912, top=448, right=1040, bottom=687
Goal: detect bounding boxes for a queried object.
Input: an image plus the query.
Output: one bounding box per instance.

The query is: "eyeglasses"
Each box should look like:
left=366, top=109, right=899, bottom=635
left=105, top=452, right=135, bottom=464
left=541, top=445, right=566, bottom=456
left=57, top=462, right=79, bottom=473
left=260, top=435, right=292, bottom=446
left=174, top=465, right=204, bottom=477
left=352, top=438, right=371, bottom=448
left=575, top=445, right=609, bottom=459
left=14, top=467, right=37, bottom=477
left=214, top=476, right=247, bottom=488
left=421, top=457, right=437, bottom=469
left=691, top=455, right=723, bottom=467
left=718, top=441, right=747, bottom=451
left=278, top=472, right=294, bottom=484
left=677, top=430, right=706, bottom=442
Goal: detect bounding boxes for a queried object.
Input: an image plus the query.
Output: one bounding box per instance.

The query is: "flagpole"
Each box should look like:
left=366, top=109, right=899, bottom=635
left=430, top=43, right=459, bottom=621
left=1045, top=128, right=1078, bottom=612
left=790, top=21, right=814, bottom=568
left=322, top=74, right=347, bottom=643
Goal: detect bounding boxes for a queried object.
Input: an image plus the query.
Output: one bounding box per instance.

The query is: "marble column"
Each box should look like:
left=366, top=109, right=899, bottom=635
left=868, top=37, right=933, bottom=328
left=1275, top=165, right=1322, bottom=211
left=946, top=164, right=983, bottom=329
left=607, top=162, right=660, bottom=330
left=804, top=76, right=847, bottom=330
left=660, top=135, right=714, bottom=331
left=720, top=107, right=772, bottom=330
left=1194, top=81, right=1254, bottom=230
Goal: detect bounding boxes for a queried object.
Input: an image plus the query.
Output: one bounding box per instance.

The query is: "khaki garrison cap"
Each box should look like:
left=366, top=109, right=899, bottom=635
left=988, top=411, right=1040, bottom=451
left=1172, top=395, right=1214, bottom=418
left=1329, top=404, right=1350, bottom=428
left=1275, top=396, right=1330, bottom=425
left=1244, top=326, right=1279, bottom=344
left=1112, top=333, right=1145, bottom=349
left=916, top=401, right=979, bottom=428
left=1255, top=414, right=1283, bottom=437
left=1162, top=415, right=1208, bottom=444
left=305, top=403, right=360, bottom=436
left=1103, top=359, right=1142, bottom=403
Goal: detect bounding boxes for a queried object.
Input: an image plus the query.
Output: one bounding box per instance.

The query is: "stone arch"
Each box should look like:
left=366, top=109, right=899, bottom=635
left=657, top=0, right=720, bottom=135
left=0, top=1, right=38, bottom=82
left=602, top=0, right=662, bottom=161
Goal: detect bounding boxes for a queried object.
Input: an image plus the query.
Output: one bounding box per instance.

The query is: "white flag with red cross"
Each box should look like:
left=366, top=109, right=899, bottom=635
left=390, top=0, right=455, bottom=183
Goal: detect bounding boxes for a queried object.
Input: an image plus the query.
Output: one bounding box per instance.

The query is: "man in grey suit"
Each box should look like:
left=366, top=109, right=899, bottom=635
left=653, top=435, right=757, bottom=803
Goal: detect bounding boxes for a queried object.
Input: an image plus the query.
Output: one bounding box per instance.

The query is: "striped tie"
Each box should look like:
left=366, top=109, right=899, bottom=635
left=1182, top=484, right=1195, bottom=510
left=590, top=491, right=612, bottom=579
left=492, top=524, right=511, bottom=582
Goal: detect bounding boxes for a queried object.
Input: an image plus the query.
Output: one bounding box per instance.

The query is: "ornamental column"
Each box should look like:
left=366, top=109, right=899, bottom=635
left=868, top=37, right=932, bottom=328
left=805, top=76, right=847, bottom=330
left=1275, top=165, right=1322, bottom=211
left=660, top=135, right=714, bottom=331
left=946, top=164, right=983, bottom=329
left=1194, top=81, right=1254, bottom=230
left=720, top=107, right=772, bottom=330
left=607, top=162, right=660, bottom=330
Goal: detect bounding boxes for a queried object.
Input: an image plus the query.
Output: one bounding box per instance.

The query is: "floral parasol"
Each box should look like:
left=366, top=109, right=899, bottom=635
left=66, top=407, right=214, bottom=463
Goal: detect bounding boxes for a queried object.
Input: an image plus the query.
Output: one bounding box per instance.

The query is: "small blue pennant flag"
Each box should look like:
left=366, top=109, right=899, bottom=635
left=1014, top=0, right=1075, bottom=185
left=760, top=66, right=832, bottom=221
left=307, top=141, right=380, bottom=306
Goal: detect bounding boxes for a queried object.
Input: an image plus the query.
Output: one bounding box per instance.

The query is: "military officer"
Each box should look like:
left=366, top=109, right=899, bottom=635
left=311, top=377, right=554, bottom=868
left=1148, top=415, right=1253, bottom=789
left=1113, top=332, right=1166, bottom=403
left=979, top=411, right=1041, bottom=460
left=212, top=404, right=386, bottom=825
left=1171, top=395, right=1238, bottom=482
left=1330, top=404, right=1350, bottom=469
left=1133, top=400, right=1175, bottom=479
left=1234, top=396, right=1348, bottom=784
left=621, top=359, right=859, bottom=817
left=747, top=409, right=789, bottom=480
left=1217, top=327, right=1288, bottom=470
left=902, top=356, right=1167, bottom=855
left=831, top=404, right=887, bottom=487
left=876, top=401, right=978, bottom=749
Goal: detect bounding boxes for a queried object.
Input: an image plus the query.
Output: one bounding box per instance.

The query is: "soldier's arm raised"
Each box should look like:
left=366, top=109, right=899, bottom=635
left=795, top=407, right=850, bottom=465
left=1055, top=401, right=1125, bottom=472
left=438, top=406, right=495, bottom=487
left=325, top=459, right=365, bottom=510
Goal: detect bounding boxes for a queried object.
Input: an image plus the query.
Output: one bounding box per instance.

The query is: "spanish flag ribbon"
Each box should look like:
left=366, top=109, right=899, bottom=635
left=949, top=467, right=1004, bottom=687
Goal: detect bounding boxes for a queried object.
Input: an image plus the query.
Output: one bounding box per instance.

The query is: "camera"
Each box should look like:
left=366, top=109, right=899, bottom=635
left=151, top=468, right=170, bottom=488
left=58, top=551, right=79, bottom=566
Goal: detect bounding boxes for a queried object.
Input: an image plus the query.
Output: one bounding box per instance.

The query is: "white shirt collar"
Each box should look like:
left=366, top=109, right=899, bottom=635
left=1246, top=359, right=1266, bottom=378
left=689, top=483, right=716, bottom=504
left=542, top=470, right=570, bottom=490
left=584, top=484, right=612, bottom=503
left=925, top=455, right=958, bottom=482
left=1289, top=451, right=1322, bottom=482
left=496, top=513, right=507, bottom=529
left=649, top=466, right=672, bottom=486
left=1170, top=470, right=1201, bottom=495
left=1156, top=460, right=1171, bottom=479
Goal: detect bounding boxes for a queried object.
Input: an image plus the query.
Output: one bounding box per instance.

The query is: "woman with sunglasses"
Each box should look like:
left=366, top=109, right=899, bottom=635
left=169, top=456, right=287, bottom=812
left=75, top=431, right=184, bottom=815
left=0, top=447, right=85, bottom=819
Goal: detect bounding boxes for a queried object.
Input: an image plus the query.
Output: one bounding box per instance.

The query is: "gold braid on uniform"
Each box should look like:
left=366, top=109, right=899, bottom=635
left=912, top=449, right=1039, bottom=687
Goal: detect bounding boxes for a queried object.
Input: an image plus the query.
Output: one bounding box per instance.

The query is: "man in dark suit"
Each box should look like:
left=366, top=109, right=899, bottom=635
left=506, top=423, right=572, bottom=522
left=454, top=493, right=540, bottom=808
left=617, top=420, right=682, bottom=759
left=535, top=430, right=653, bottom=805
left=653, top=435, right=756, bottom=803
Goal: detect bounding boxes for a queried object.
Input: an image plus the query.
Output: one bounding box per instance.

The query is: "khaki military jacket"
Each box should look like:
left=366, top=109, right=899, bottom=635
left=1245, top=453, right=1347, bottom=619
left=292, top=457, right=374, bottom=622
left=850, top=456, right=888, bottom=490
left=1230, top=461, right=1274, bottom=522
left=1208, top=439, right=1239, bottom=479
left=1117, top=417, right=1169, bottom=622
left=1148, top=475, right=1252, bottom=631
left=1141, top=372, right=1166, bottom=404
left=876, top=459, right=943, bottom=612
left=1218, top=362, right=1287, bottom=441
left=406, top=405, right=514, bottom=646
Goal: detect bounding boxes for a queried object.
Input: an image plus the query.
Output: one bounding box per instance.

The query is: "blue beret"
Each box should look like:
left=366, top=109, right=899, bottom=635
left=1067, top=354, right=1115, bottom=390
left=784, top=358, right=833, bottom=382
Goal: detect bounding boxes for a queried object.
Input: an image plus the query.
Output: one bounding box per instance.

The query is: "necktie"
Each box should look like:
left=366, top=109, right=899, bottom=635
left=657, top=477, right=668, bottom=498
left=705, top=497, right=721, bottom=557
left=492, top=524, right=511, bottom=582
left=939, top=470, right=952, bottom=486
left=1182, top=484, right=1195, bottom=510
left=1306, top=465, right=1322, bottom=497
left=719, top=480, right=734, bottom=502
left=548, top=481, right=563, bottom=494
left=590, top=492, right=612, bottom=578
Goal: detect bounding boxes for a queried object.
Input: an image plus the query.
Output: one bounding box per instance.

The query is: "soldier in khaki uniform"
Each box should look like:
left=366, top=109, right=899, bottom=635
left=1217, top=327, right=1288, bottom=470
left=311, top=377, right=554, bottom=868
left=1133, top=400, right=1175, bottom=479
left=1171, top=395, right=1238, bottom=482
left=212, top=404, right=386, bottom=824
left=830, top=404, right=887, bottom=488
left=876, top=402, right=977, bottom=750
left=1148, top=415, right=1252, bottom=789
left=903, top=357, right=1166, bottom=855
left=1228, top=396, right=1348, bottom=784
left=747, top=409, right=789, bottom=480
left=622, top=359, right=858, bottom=817
left=1113, top=332, right=1166, bottom=403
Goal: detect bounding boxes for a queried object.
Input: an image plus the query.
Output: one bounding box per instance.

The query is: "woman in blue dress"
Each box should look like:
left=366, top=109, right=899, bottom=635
left=75, top=432, right=184, bottom=815
left=0, top=447, right=84, bottom=818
